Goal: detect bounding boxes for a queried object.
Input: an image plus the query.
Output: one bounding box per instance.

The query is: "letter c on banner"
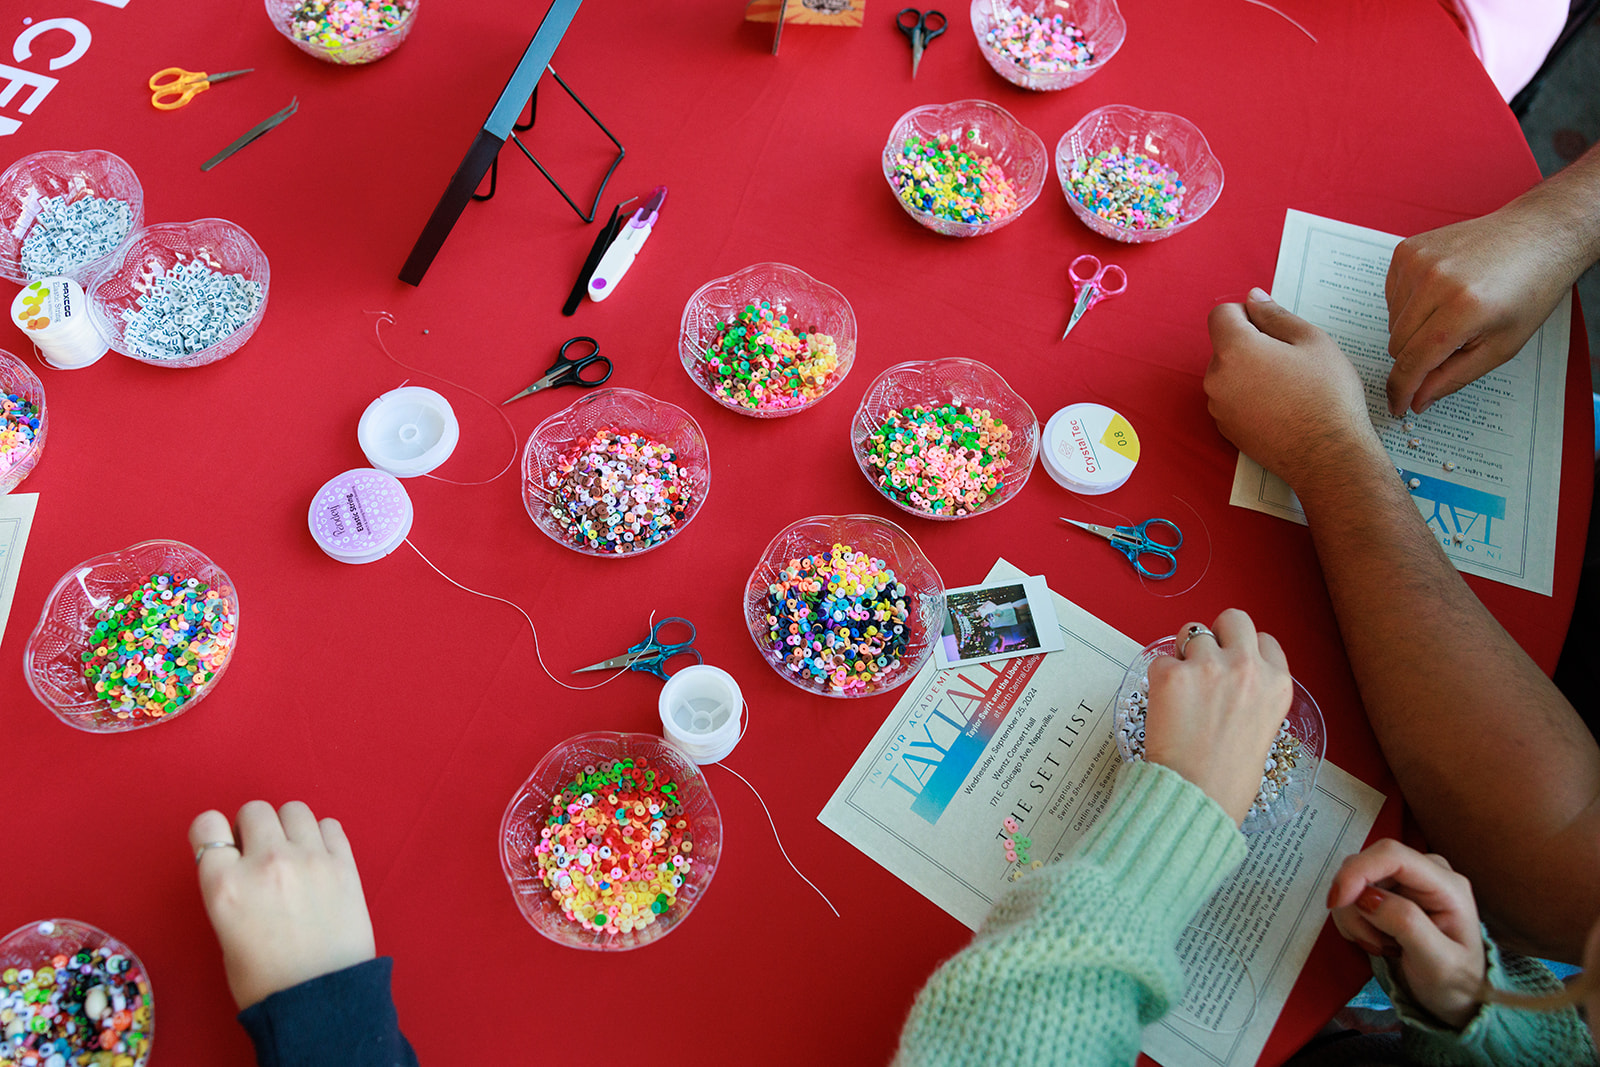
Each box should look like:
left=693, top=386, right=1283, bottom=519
left=15, top=18, right=92, bottom=70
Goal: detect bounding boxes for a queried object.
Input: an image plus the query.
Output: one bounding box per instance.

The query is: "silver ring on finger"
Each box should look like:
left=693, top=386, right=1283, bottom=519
left=193, top=841, right=240, bottom=864
left=1176, top=624, right=1217, bottom=660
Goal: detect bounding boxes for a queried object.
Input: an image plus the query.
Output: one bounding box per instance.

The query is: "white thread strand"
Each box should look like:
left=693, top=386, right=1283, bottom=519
left=712, top=758, right=841, bottom=918
left=1241, top=0, right=1317, bottom=42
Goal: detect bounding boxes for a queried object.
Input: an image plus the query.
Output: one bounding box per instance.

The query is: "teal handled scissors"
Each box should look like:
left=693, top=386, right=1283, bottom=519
left=502, top=336, right=613, bottom=405
left=897, top=8, right=946, bottom=78
left=1060, top=517, right=1182, bottom=579
left=573, top=617, right=703, bottom=680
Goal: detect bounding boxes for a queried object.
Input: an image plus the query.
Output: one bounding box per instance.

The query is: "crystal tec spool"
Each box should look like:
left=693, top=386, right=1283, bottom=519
left=307, top=468, right=414, bottom=564
left=658, top=664, right=743, bottom=765
left=1040, top=402, right=1140, bottom=494
left=357, top=385, right=459, bottom=477
left=9, top=276, right=109, bottom=369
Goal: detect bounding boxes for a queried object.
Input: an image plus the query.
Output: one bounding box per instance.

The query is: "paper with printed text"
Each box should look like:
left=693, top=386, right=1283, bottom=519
left=0, top=493, right=38, bottom=649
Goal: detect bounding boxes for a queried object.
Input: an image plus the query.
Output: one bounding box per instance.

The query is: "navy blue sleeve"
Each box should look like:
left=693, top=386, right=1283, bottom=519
left=236, top=957, right=418, bottom=1067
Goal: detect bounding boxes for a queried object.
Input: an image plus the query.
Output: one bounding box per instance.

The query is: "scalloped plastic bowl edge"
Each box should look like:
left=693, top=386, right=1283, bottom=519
left=882, top=100, right=1049, bottom=238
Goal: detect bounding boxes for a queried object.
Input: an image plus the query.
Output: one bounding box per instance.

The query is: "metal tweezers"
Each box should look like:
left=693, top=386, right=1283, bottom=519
left=201, top=97, right=299, bottom=172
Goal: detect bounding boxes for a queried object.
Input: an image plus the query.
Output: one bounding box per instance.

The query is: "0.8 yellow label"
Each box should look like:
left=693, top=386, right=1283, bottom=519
left=1100, top=414, right=1140, bottom=461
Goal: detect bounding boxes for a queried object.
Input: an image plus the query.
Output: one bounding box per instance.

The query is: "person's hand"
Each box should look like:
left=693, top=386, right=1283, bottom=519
left=1327, top=838, right=1487, bottom=1031
left=1143, top=608, right=1292, bottom=826
left=189, top=801, right=377, bottom=1010
left=1205, top=291, right=1385, bottom=495
left=1385, top=207, right=1577, bottom=416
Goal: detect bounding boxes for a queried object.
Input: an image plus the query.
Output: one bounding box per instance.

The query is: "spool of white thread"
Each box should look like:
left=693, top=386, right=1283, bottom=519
left=658, top=664, right=743, bottom=765
left=9, top=276, right=109, bottom=369
left=357, top=386, right=459, bottom=477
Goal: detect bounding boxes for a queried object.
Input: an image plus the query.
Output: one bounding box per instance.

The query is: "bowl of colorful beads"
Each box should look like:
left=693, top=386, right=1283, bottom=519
left=0, top=918, right=154, bottom=1066
left=23, top=539, right=240, bottom=733
left=0, top=149, right=144, bottom=286
left=500, top=731, right=722, bottom=951
left=87, top=219, right=270, bottom=368
left=883, top=100, right=1048, bottom=237
left=745, top=514, right=946, bottom=698
left=679, top=262, right=857, bottom=418
left=0, top=348, right=46, bottom=494
left=971, top=0, right=1126, bottom=91
left=522, top=387, right=711, bottom=557
left=850, top=359, right=1038, bottom=521
left=1055, top=105, right=1224, bottom=242
left=1113, top=635, right=1325, bottom=833
left=264, top=0, right=420, bottom=65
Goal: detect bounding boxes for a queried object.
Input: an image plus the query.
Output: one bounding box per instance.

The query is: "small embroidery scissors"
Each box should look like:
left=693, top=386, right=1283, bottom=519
left=1062, top=253, right=1127, bottom=339
left=1060, top=517, right=1182, bottom=579
left=573, top=617, right=703, bottom=680
left=502, top=336, right=613, bottom=405
left=148, top=66, right=252, bottom=110
left=897, top=8, right=947, bottom=78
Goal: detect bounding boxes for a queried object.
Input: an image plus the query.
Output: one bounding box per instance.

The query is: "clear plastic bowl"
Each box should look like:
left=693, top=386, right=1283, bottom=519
left=0, top=149, right=144, bottom=285
left=883, top=100, right=1048, bottom=237
left=1112, top=635, right=1325, bottom=833
left=0, top=918, right=154, bottom=1066
left=850, top=358, right=1039, bottom=521
left=264, top=0, right=420, bottom=64
left=1055, top=104, right=1225, bottom=243
left=0, top=347, right=47, bottom=493
left=679, top=262, right=858, bottom=419
left=521, top=387, right=711, bottom=557
left=499, top=731, right=722, bottom=951
left=971, top=0, right=1126, bottom=91
left=87, top=220, right=271, bottom=368
left=744, top=514, right=946, bottom=698
left=23, top=539, right=240, bottom=733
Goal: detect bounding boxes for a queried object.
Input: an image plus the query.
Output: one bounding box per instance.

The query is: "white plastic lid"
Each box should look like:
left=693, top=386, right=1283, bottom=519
left=10, top=277, right=108, bottom=369
left=1040, top=403, right=1140, bottom=495
left=307, top=468, right=414, bottom=564
left=658, top=664, right=743, bottom=765
left=357, top=386, right=459, bottom=478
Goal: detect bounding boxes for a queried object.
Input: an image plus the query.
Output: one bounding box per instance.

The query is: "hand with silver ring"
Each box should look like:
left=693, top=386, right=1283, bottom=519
left=1143, top=609, right=1294, bottom=825
left=189, top=801, right=377, bottom=1009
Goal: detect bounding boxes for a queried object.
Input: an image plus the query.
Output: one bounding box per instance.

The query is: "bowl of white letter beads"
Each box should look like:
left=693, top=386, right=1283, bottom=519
left=1113, top=635, right=1325, bottom=834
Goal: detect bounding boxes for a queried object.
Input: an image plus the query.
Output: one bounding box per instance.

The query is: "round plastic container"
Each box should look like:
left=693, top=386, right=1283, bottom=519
left=0, top=347, right=47, bottom=493
left=0, top=918, right=154, bottom=1066
left=883, top=100, right=1048, bottom=237
left=971, top=0, right=1126, bottom=91
left=745, top=514, right=946, bottom=698
left=10, top=276, right=110, bottom=369
left=24, top=539, right=240, bottom=733
left=358, top=386, right=459, bottom=477
left=851, top=358, right=1039, bottom=520
left=659, top=664, right=743, bottom=764
left=1056, top=104, right=1225, bottom=243
left=0, top=149, right=144, bottom=285
left=522, top=387, right=711, bottom=557
left=1113, top=635, right=1325, bottom=833
left=1040, top=402, right=1139, bottom=494
left=88, top=219, right=271, bottom=368
left=264, top=0, right=420, bottom=64
left=679, top=262, right=858, bottom=419
left=499, top=731, right=722, bottom=950
left=308, top=468, right=415, bottom=563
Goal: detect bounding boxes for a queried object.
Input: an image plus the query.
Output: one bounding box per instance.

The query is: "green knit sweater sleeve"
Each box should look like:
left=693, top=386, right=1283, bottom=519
left=893, top=760, right=1247, bottom=1067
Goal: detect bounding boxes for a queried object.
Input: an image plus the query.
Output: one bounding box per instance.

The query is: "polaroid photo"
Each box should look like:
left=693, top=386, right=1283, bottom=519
left=933, top=574, right=1065, bottom=670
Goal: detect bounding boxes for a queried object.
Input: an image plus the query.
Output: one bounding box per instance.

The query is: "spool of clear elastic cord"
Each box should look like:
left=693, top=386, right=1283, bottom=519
left=357, top=386, right=459, bottom=477
left=1040, top=402, right=1140, bottom=495
left=658, top=664, right=743, bottom=765
left=9, top=276, right=109, bottom=369
left=308, top=468, right=414, bottom=564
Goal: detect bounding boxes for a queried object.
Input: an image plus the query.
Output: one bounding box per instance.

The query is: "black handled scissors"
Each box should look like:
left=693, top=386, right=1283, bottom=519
left=897, top=8, right=946, bottom=79
left=573, top=617, right=703, bottom=681
left=1060, top=517, right=1183, bottom=579
left=502, top=336, right=613, bottom=405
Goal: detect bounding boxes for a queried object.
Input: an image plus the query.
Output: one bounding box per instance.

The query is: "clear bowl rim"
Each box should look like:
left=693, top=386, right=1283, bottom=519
left=882, top=99, right=1049, bottom=235
left=1054, top=104, right=1226, bottom=237
left=969, top=0, right=1128, bottom=78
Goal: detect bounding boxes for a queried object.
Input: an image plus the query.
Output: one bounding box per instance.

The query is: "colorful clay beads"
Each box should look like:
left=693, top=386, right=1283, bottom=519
left=763, top=544, right=911, bottom=694
left=0, top=941, right=153, bottom=1066
left=287, top=0, right=413, bottom=48
left=0, top=392, right=41, bottom=474
left=1065, top=147, right=1186, bottom=231
left=118, top=258, right=262, bottom=359
left=863, top=403, right=1013, bottom=516
left=531, top=755, right=694, bottom=935
left=890, top=132, right=1021, bottom=225
left=18, top=195, right=134, bottom=278
left=543, top=430, right=694, bottom=554
left=983, top=7, right=1094, bottom=72
left=702, top=301, right=840, bottom=412
left=80, top=572, right=237, bottom=725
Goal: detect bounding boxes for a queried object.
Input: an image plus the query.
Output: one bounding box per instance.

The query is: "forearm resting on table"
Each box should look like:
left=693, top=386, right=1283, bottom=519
left=1296, top=445, right=1600, bottom=962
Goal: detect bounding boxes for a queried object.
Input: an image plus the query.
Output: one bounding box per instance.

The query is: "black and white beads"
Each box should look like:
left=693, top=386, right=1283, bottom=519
left=119, top=256, right=263, bottom=359
left=19, top=194, right=134, bottom=277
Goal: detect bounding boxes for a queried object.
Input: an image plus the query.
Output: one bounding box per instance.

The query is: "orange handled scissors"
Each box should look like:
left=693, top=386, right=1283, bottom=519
left=148, top=67, right=253, bottom=110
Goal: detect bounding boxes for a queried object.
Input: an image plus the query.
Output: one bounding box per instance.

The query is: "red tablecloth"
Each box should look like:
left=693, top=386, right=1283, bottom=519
left=3, top=1, right=1592, bottom=1063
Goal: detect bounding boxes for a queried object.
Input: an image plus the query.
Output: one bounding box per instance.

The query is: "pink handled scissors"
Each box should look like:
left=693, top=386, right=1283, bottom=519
left=1063, top=253, right=1128, bottom=339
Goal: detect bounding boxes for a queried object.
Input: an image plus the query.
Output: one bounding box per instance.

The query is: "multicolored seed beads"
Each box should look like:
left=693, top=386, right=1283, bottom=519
left=0, top=392, right=41, bottom=474
left=764, top=545, right=911, bottom=694
left=0, top=939, right=152, bottom=1066
left=543, top=430, right=694, bottom=554
left=863, top=403, right=1012, bottom=516
left=891, top=132, right=1021, bottom=225
left=18, top=195, right=134, bottom=279
left=532, top=756, right=694, bottom=935
left=118, top=258, right=262, bottom=360
left=983, top=8, right=1094, bottom=72
left=80, top=572, right=237, bottom=725
left=703, top=301, right=840, bottom=411
left=1065, top=147, right=1186, bottom=231
left=286, top=0, right=413, bottom=49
